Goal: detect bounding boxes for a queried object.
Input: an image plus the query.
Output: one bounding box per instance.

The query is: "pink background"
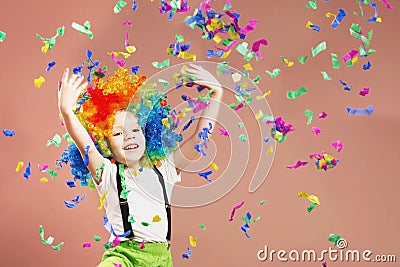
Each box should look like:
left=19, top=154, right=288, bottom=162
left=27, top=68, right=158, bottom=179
left=0, top=0, right=399, bottom=266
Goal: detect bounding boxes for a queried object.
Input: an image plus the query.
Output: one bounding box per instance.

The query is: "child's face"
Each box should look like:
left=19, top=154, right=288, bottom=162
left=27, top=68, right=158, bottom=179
left=107, top=110, right=146, bottom=167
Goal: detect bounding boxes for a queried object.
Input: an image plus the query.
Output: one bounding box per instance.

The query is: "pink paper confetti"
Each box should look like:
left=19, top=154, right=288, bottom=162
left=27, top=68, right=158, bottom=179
left=122, top=20, right=132, bottom=26
left=250, top=38, right=268, bottom=60
left=83, top=242, right=92, bottom=248
left=342, top=50, right=358, bottom=62
left=234, top=103, right=244, bottom=111
left=140, top=240, right=145, bottom=250
left=228, top=201, right=245, bottom=222
left=111, top=52, right=125, bottom=67
left=318, top=112, right=327, bottom=119
left=331, top=140, right=343, bottom=153
left=125, top=31, right=130, bottom=46
left=312, top=127, right=321, bottom=135
left=219, top=128, right=229, bottom=136
left=239, top=19, right=258, bottom=35
left=38, top=164, right=49, bottom=171
left=113, top=263, right=122, bottom=267
left=359, top=87, right=370, bottom=96
left=287, top=160, right=308, bottom=169
left=112, top=235, right=120, bottom=247
left=380, top=0, right=393, bottom=9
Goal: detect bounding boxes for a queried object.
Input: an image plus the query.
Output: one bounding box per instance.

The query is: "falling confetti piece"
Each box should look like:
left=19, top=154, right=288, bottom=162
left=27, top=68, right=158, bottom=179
left=189, top=236, right=197, bottom=247
left=228, top=201, right=244, bottom=222
left=363, top=61, right=371, bottom=70
left=139, top=240, right=145, bottom=250
left=51, top=242, right=65, bottom=251
left=71, top=21, right=94, bottom=39
left=326, top=9, right=347, bottom=29
left=267, top=146, right=273, bottom=154
left=24, top=162, right=31, bottom=180
left=331, top=53, right=340, bottom=69
left=152, top=215, right=161, bottom=222
left=298, top=192, right=321, bottom=205
left=83, top=242, right=92, bottom=248
left=34, top=76, right=46, bottom=88
left=306, top=0, right=317, bottom=9
left=359, top=87, right=370, bottom=96
left=347, top=105, right=374, bottom=115
left=46, top=134, right=62, bottom=147
left=331, top=140, right=343, bottom=153
left=304, top=109, right=313, bottom=125
left=39, top=225, right=54, bottom=245
left=93, top=236, right=101, bottom=241
left=307, top=202, right=317, bottom=212
left=328, top=233, right=342, bottom=246
left=318, top=112, right=327, bottom=118
left=152, top=59, right=170, bottom=69
left=280, top=56, right=294, bottom=67
left=287, top=87, right=308, bottom=99
left=260, top=200, right=265, bottom=205
left=312, top=127, right=321, bottom=135
left=209, top=161, right=219, bottom=171
left=0, top=31, right=6, bottom=42
left=114, top=0, right=127, bottom=13
left=46, top=61, right=56, bottom=72
left=199, top=224, right=207, bottom=230
left=2, top=129, right=15, bottom=136
left=182, top=247, right=192, bottom=259
left=40, top=178, right=49, bottom=183
left=298, top=55, right=309, bottom=64
left=339, top=80, right=352, bottom=91
left=239, top=134, right=247, bottom=142
left=321, top=71, right=332, bottom=80
left=16, top=161, right=24, bottom=172
left=311, top=41, right=327, bottom=57
left=287, top=160, right=308, bottom=169
left=98, top=190, right=109, bottom=210
left=310, top=152, right=339, bottom=170
left=265, top=68, right=280, bottom=78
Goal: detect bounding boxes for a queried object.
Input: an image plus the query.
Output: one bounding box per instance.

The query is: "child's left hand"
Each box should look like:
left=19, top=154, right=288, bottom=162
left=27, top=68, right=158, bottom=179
left=184, top=64, right=223, bottom=99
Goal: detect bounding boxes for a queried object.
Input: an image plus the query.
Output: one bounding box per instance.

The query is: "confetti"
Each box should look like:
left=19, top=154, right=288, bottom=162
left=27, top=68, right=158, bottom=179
left=182, top=247, right=192, bottom=259
left=307, top=202, right=317, bottom=212
left=83, top=242, right=92, bottom=248
left=267, top=146, right=273, bottom=154
left=363, top=61, right=371, bottom=70
left=0, top=31, right=6, bottom=42
left=94, top=236, right=101, bottom=241
left=46, top=134, right=62, bottom=147
left=140, top=240, right=145, bottom=250
left=269, top=116, right=295, bottom=142
left=287, top=160, right=308, bottom=169
left=16, top=161, right=24, bottom=172
left=304, top=109, right=313, bottom=125
left=306, top=0, right=317, bottom=9
left=152, top=215, right=161, bottom=222
left=2, top=129, right=15, bottom=136
left=83, top=145, right=90, bottom=166
left=265, top=68, right=280, bottom=78
left=321, top=71, right=332, bottom=80
left=306, top=21, right=321, bottom=32
left=260, top=200, right=266, bottom=205
left=45, top=169, right=58, bottom=179
left=239, top=134, right=247, bottom=142
left=46, top=61, right=56, bottom=72
left=256, top=91, right=271, bottom=100
left=66, top=180, right=76, bottom=188
left=346, top=105, right=374, bottom=115
left=152, top=59, right=170, bottom=69
left=64, top=194, right=86, bottom=209
left=318, top=111, right=327, bottom=118
left=51, top=242, right=64, bottom=251
left=280, top=56, right=294, bottom=67
left=359, top=87, right=370, bottom=96
left=311, top=41, right=327, bottom=57
left=331, top=140, right=343, bottom=153
left=198, top=170, right=213, bottom=182
left=189, top=236, right=197, bottom=247
left=331, top=53, right=340, bottom=69
left=366, top=1, right=381, bottom=23
left=98, top=190, right=109, bottom=210
left=199, top=224, right=207, bottom=230
left=380, top=0, right=393, bottom=9
left=312, top=127, right=321, bottom=135
left=328, top=233, right=342, bottom=246
left=354, top=0, right=364, bottom=16
left=287, top=87, right=308, bottom=99
left=24, top=162, right=31, bottom=180
left=34, top=76, right=46, bottom=88
left=228, top=201, right=244, bottom=222
left=310, top=152, right=338, bottom=170
left=298, top=55, right=309, bottom=64
left=326, top=9, right=347, bottom=29
left=40, top=178, right=49, bottom=183
left=339, top=80, right=352, bottom=91
left=36, top=26, right=65, bottom=53
left=322, top=261, right=328, bottom=267
left=114, top=0, right=127, bottom=13
left=209, top=161, right=219, bottom=171
left=71, top=21, right=94, bottom=39
left=298, top=192, right=321, bottom=205
left=39, top=225, right=54, bottom=245
left=241, top=222, right=251, bottom=238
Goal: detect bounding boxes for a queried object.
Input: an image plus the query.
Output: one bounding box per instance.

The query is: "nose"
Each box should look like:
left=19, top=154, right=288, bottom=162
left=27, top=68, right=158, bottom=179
left=124, top=130, right=135, bottom=140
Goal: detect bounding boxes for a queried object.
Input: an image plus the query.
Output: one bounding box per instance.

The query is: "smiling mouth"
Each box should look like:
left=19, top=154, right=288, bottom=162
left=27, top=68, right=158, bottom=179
left=123, top=144, right=139, bottom=150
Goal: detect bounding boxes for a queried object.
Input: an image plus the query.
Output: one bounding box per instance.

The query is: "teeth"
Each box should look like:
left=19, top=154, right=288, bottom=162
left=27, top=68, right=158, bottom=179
left=124, top=144, right=139, bottom=150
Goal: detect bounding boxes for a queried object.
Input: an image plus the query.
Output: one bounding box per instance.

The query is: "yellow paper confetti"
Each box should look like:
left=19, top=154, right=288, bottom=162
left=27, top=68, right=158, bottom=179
left=189, top=236, right=197, bottom=247
left=176, top=107, right=192, bottom=119
left=178, top=51, right=197, bottom=61
left=161, top=118, right=170, bottom=128
left=209, top=161, right=219, bottom=171
left=267, top=146, right=273, bottom=154
left=243, top=63, right=253, bottom=71
left=98, top=190, right=109, bottom=210
left=34, top=76, right=46, bottom=88
left=125, top=45, right=136, bottom=53
left=282, top=57, right=294, bottom=67
left=213, top=34, right=222, bottom=44
left=40, top=178, right=49, bottom=183
left=305, top=20, right=313, bottom=29
left=152, top=215, right=161, bottom=222
left=256, top=90, right=271, bottom=100
left=41, top=44, right=50, bottom=54
left=107, top=51, right=131, bottom=59
left=255, top=110, right=264, bottom=120
left=298, top=192, right=321, bottom=205
left=221, top=49, right=232, bottom=59
left=16, top=161, right=24, bottom=172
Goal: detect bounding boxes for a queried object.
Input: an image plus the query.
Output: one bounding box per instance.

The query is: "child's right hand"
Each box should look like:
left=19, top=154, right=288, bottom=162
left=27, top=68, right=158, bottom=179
left=58, top=68, right=88, bottom=116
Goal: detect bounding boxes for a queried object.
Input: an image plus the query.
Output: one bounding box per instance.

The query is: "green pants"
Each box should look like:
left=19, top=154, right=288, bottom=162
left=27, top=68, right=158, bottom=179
left=97, top=240, right=173, bottom=267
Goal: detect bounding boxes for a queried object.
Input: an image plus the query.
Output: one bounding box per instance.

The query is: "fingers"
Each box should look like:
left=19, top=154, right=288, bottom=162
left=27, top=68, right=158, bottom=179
left=62, top=67, right=69, bottom=84
left=77, top=81, right=89, bottom=93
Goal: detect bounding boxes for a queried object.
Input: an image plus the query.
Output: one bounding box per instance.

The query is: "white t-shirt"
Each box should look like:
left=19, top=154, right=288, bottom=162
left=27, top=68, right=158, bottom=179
left=95, top=154, right=181, bottom=243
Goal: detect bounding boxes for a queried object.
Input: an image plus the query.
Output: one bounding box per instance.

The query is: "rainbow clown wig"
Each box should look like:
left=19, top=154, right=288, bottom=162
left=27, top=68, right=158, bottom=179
left=58, top=68, right=182, bottom=186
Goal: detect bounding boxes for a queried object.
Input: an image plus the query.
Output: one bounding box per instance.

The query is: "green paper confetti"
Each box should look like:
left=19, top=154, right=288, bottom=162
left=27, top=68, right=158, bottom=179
left=46, top=134, right=62, bottom=147
left=321, top=71, right=332, bottom=80
left=141, top=222, right=150, bottom=227
left=236, top=42, right=249, bottom=56
left=128, top=215, right=135, bottom=224
left=89, top=179, right=96, bottom=190
left=260, top=200, right=265, bottom=205
left=304, top=109, right=313, bottom=125
left=307, top=202, right=317, bottom=212
left=306, top=0, right=317, bottom=9
left=354, top=0, right=364, bottom=16
left=93, top=235, right=101, bottom=241
left=298, top=55, right=309, bottom=64
left=175, top=34, right=184, bottom=43
left=311, top=41, right=326, bottom=57
left=36, top=26, right=65, bottom=52
left=158, top=79, right=169, bottom=91
left=152, top=59, right=170, bottom=69
left=242, top=214, right=261, bottom=223
left=287, top=87, right=308, bottom=99
left=239, top=134, right=247, bottom=142
left=252, top=75, right=261, bottom=84
left=118, top=164, right=131, bottom=199
left=265, top=68, right=281, bottom=78
left=114, top=0, right=127, bottom=14
left=238, top=122, right=244, bottom=128
left=51, top=242, right=65, bottom=251
left=39, top=225, right=54, bottom=245
left=197, top=89, right=215, bottom=102
left=199, top=224, right=207, bottom=230
left=0, top=31, right=6, bottom=42
left=45, top=169, right=58, bottom=179
left=331, top=53, right=340, bottom=69
left=71, top=21, right=94, bottom=39
left=95, top=163, right=105, bottom=180
left=328, top=234, right=342, bottom=245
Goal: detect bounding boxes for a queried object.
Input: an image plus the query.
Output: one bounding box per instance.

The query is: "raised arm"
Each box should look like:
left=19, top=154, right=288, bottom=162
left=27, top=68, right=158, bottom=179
left=174, top=64, right=223, bottom=173
left=58, top=68, right=105, bottom=184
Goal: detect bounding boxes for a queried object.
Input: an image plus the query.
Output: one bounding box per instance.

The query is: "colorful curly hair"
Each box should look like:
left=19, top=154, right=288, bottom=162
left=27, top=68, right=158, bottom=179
left=74, top=67, right=182, bottom=168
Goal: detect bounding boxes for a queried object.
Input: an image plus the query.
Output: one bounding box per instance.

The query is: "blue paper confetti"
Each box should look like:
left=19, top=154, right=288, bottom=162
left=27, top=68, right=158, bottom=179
left=183, top=116, right=195, bottom=131
left=182, top=247, right=192, bottom=259
left=132, top=0, right=138, bottom=10
left=131, top=65, right=140, bottom=74
left=363, top=61, right=371, bottom=70
left=83, top=145, right=90, bottom=166
left=46, top=61, right=56, bottom=72
left=347, top=105, right=374, bottom=115
left=331, top=9, right=347, bottom=29
left=198, top=170, right=213, bottom=182
left=206, top=50, right=224, bottom=58
left=310, top=25, right=321, bottom=32
left=64, top=194, right=86, bottom=208
left=66, top=180, right=76, bottom=188
left=2, top=129, right=15, bottom=136
left=339, top=80, right=352, bottom=91
left=241, top=222, right=251, bottom=238
left=366, top=1, right=379, bottom=23
left=24, top=162, right=31, bottom=180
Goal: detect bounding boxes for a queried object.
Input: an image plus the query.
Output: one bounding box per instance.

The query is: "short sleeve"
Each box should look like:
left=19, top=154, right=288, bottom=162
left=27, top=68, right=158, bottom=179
left=158, top=153, right=181, bottom=185
left=94, top=158, right=117, bottom=196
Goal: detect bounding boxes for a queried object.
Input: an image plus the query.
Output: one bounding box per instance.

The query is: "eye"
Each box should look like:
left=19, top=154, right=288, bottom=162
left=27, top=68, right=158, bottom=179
left=133, top=129, right=141, bottom=132
left=113, top=132, right=123, bottom=137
